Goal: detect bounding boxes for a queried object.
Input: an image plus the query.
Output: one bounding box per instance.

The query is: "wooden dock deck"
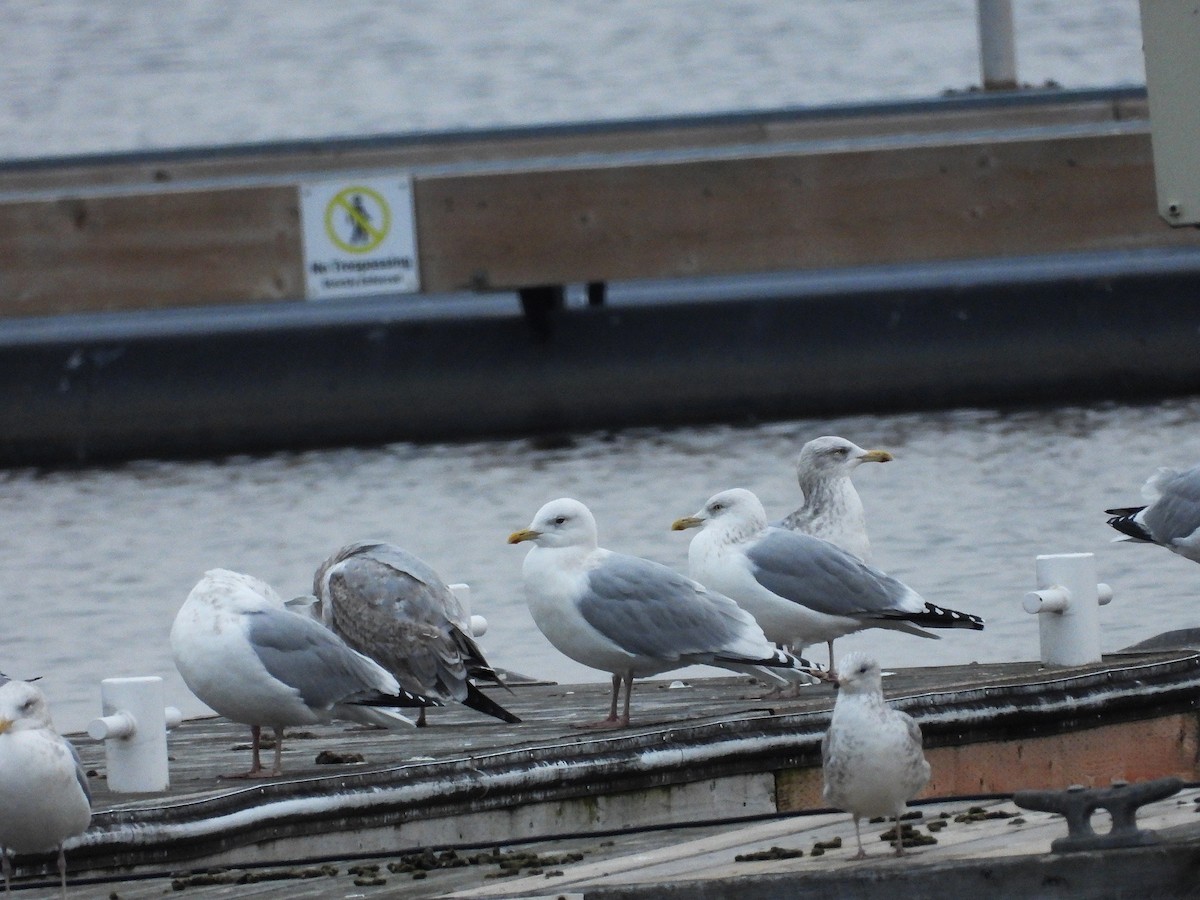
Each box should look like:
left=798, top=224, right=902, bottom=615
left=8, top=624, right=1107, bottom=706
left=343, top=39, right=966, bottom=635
left=23, top=792, right=1200, bottom=899
left=9, top=651, right=1200, bottom=897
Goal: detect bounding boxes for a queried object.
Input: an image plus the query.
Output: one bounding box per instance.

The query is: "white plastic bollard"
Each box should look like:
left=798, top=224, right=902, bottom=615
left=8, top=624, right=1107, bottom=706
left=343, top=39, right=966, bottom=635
left=87, top=676, right=179, bottom=793
left=1023, top=553, right=1114, bottom=667
left=449, top=582, right=488, bottom=637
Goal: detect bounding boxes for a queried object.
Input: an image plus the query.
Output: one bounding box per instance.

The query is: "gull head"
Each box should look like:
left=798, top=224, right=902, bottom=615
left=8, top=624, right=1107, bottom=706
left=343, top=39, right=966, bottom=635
left=509, top=498, right=599, bottom=550
left=833, top=652, right=884, bottom=695
left=797, top=436, right=893, bottom=482
left=0, top=679, right=54, bottom=734
left=671, top=488, right=769, bottom=541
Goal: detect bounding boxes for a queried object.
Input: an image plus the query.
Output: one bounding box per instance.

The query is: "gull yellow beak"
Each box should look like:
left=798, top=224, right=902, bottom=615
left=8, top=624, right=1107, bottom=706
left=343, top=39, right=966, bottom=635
left=507, top=529, right=540, bottom=545
left=0, top=718, right=12, bottom=735
left=670, top=516, right=704, bottom=532
left=862, top=449, right=894, bottom=463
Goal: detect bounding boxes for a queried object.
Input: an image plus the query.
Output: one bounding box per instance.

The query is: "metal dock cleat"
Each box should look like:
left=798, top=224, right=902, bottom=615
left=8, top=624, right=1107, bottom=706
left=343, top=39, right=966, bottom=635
left=1013, top=777, right=1184, bottom=853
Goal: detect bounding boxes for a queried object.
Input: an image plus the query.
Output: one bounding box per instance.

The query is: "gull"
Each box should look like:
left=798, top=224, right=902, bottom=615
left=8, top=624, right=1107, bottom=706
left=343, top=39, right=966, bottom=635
left=822, top=652, right=930, bottom=858
left=672, top=488, right=983, bottom=673
left=314, top=542, right=520, bottom=726
left=171, top=568, right=437, bottom=777
left=779, top=435, right=893, bottom=563
left=507, top=498, right=817, bottom=729
left=1106, top=463, right=1200, bottom=564
left=0, top=679, right=91, bottom=898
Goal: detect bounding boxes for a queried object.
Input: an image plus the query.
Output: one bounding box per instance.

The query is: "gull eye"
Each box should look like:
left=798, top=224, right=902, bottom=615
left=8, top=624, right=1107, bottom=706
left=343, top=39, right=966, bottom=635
left=553, top=515, right=567, bottom=526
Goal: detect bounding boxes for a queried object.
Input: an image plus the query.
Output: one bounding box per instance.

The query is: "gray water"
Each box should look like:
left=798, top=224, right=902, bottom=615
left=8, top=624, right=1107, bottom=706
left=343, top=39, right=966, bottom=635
left=0, top=1, right=1178, bottom=734
left=0, top=1, right=1145, bottom=160
left=6, top=401, right=1199, bottom=734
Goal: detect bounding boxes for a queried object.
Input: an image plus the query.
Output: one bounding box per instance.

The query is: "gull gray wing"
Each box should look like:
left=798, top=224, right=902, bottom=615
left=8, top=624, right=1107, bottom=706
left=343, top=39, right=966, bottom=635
left=318, top=540, right=470, bottom=625
left=321, top=546, right=472, bottom=701
left=246, top=606, right=396, bottom=710
left=1144, top=465, right=1200, bottom=546
left=66, top=737, right=92, bottom=805
left=577, top=553, right=762, bottom=662
left=317, top=541, right=519, bottom=722
left=902, top=710, right=924, bottom=749
left=351, top=555, right=502, bottom=682
left=745, top=528, right=922, bottom=619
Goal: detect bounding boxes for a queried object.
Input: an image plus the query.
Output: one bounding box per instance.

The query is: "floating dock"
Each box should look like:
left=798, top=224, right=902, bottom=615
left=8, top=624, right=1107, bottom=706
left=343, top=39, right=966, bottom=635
left=2, top=87, right=1200, bottom=465
left=11, top=649, right=1200, bottom=897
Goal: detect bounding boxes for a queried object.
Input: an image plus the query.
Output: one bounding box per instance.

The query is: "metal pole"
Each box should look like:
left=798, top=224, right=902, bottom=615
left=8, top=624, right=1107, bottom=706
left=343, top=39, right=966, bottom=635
left=977, top=0, right=1018, bottom=90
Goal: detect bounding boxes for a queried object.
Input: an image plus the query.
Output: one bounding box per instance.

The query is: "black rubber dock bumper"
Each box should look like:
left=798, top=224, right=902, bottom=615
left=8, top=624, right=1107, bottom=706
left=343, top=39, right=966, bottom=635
left=2, top=249, right=1200, bottom=467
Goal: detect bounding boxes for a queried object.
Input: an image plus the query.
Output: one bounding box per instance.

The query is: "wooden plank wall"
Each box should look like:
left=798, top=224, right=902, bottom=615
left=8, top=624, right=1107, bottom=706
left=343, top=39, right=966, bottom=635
left=1, top=95, right=1198, bottom=319
left=0, top=187, right=301, bottom=316
left=416, top=131, right=1200, bottom=291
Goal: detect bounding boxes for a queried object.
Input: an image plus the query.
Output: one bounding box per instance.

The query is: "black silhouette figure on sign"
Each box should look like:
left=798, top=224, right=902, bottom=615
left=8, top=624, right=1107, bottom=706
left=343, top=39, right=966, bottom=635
left=347, top=195, right=371, bottom=245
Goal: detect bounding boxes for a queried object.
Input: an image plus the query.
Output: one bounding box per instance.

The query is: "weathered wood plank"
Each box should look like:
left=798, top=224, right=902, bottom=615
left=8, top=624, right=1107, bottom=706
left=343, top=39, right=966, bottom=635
left=1, top=121, right=1197, bottom=316
left=414, top=130, right=1200, bottom=291
left=0, top=186, right=303, bottom=316
left=34, top=792, right=1200, bottom=899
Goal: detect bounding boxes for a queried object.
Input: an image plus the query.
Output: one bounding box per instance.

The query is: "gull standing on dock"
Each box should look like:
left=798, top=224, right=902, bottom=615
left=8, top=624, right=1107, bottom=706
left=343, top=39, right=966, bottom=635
left=171, top=568, right=436, bottom=777
left=1106, top=463, right=1200, bottom=564
left=508, top=498, right=816, bottom=729
left=0, top=679, right=91, bottom=898
left=779, top=436, right=893, bottom=563
left=672, top=489, right=983, bottom=673
left=822, top=652, right=930, bottom=858
left=314, top=542, right=520, bottom=726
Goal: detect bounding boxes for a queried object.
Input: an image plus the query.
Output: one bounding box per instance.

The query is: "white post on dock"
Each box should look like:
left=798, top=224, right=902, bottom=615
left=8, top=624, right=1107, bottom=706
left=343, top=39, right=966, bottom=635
left=1023, top=553, right=1114, bottom=667
left=977, top=0, right=1018, bottom=90
left=87, top=676, right=182, bottom=793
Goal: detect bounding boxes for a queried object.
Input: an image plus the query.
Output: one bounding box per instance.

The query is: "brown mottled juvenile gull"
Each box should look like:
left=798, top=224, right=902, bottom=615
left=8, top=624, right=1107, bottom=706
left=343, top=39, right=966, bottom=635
left=672, top=488, right=983, bottom=673
left=1106, top=463, right=1200, bottom=564
left=780, top=435, right=893, bottom=563
left=314, top=542, right=520, bottom=726
left=822, top=652, right=931, bottom=858
left=508, top=498, right=817, bottom=729
left=0, top=679, right=92, bottom=898
left=171, top=568, right=435, bottom=778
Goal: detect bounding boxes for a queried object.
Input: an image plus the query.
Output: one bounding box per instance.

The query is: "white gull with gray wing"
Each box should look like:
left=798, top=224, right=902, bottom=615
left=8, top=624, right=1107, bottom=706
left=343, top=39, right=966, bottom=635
left=171, top=568, right=434, bottom=777
left=673, top=488, right=982, bottom=670
left=509, top=497, right=815, bottom=729
left=1107, top=463, right=1200, bottom=564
